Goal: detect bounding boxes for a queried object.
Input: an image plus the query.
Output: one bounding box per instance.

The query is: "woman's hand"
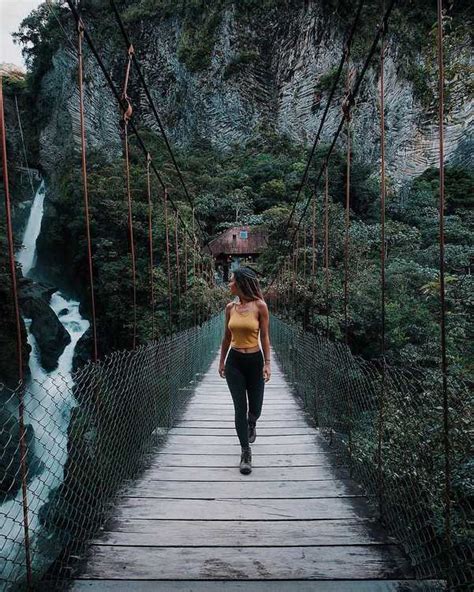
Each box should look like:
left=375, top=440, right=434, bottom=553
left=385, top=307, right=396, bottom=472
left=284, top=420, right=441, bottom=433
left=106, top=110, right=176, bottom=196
left=263, top=362, right=271, bottom=382
left=218, top=362, right=226, bottom=378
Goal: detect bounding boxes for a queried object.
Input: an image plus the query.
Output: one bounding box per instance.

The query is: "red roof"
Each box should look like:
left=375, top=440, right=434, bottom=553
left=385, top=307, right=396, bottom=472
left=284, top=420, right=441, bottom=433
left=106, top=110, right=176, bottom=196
left=208, top=226, right=268, bottom=256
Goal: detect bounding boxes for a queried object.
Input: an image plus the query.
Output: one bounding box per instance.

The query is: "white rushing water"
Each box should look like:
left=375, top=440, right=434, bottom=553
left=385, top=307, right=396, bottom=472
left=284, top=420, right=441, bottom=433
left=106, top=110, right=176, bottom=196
left=1, top=181, right=89, bottom=588
left=16, top=180, right=45, bottom=276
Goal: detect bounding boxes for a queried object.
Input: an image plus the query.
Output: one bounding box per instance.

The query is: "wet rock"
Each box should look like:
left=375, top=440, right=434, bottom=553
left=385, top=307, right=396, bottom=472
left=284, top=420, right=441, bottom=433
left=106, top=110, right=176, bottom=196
left=24, top=300, right=71, bottom=371
left=72, top=327, right=92, bottom=373
left=72, top=327, right=105, bottom=373
left=18, top=278, right=71, bottom=372
left=18, top=276, right=57, bottom=303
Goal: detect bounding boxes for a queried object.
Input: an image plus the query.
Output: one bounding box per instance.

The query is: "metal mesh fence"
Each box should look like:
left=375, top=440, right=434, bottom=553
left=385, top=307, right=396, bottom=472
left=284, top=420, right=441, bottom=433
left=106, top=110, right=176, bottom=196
left=270, top=314, right=472, bottom=591
left=0, top=313, right=223, bottom=591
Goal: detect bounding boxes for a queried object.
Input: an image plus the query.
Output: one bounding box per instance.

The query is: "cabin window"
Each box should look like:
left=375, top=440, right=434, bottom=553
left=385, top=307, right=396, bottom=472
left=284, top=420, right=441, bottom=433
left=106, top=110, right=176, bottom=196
left=232, top=234, right=237, bottom=241
left=240, top=230, right=248, bottom=239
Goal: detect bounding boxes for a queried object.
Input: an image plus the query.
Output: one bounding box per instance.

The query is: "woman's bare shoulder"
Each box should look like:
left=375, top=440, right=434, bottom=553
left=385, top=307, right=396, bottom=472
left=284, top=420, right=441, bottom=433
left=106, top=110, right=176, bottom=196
left=255, top=299, right=268, bottom=311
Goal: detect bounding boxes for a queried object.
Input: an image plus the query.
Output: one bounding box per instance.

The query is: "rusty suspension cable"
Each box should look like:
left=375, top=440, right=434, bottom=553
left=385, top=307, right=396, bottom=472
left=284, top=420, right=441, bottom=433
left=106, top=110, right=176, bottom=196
left=108, top=0, right=208, bottom=248
left=281, top=0, right=365, bottom=235
left=77, top=19, right=98, bottom=362
left=164, top=189, right=173, bottom=333
left=377, top=14, right=387, bottom=519
left=0, top=75, right=33, bottom=588
left=265, top=0, right=397, bottom=293
left=436, top=0, right=452, bottom=575
left=324, top=164, right=330, bottom=339
left=146, top=152, right=156, bottom=339
left=65, top=0, right=211, bottom=268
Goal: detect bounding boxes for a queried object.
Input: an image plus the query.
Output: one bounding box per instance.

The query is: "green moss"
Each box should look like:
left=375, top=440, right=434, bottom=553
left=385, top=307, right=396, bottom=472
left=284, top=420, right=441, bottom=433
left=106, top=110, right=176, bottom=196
left=404, top=62, right=433, bottom=108
left=414, top=166, right=474, bottom=213
left=124, top=0, right=226, bottom=72
left=122, top=0, right=177, bottom=21
left=1, top=73, right=27, bottom=93
left=316, top=65, right=348, bottom=93
left=177, top=8, right=224, bottom=72
left=223, top=50, right=259, bottom=80
left=12, top=2, right=66, bottom=96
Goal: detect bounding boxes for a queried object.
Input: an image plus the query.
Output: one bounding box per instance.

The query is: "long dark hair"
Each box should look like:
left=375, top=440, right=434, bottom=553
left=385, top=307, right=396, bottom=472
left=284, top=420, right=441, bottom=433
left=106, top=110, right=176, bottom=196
left=233, top=266, right=264, bottom=301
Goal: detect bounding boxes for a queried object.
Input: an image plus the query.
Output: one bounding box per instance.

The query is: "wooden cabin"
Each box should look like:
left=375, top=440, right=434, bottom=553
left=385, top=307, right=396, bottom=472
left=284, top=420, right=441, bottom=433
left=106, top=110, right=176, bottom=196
left=208, top=225, right=268, bottom=282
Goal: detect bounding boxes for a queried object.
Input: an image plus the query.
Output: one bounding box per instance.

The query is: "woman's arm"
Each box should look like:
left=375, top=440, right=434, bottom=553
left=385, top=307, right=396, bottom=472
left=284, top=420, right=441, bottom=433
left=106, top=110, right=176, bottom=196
left=257, top=300, right=271, bottom=382
left=218, top=303, right=232, bottom=377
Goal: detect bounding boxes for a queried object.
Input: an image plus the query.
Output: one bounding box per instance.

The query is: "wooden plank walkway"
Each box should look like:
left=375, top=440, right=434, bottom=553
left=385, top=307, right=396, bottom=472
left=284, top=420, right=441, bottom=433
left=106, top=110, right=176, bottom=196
left=69, top=348, right=444, bottom=591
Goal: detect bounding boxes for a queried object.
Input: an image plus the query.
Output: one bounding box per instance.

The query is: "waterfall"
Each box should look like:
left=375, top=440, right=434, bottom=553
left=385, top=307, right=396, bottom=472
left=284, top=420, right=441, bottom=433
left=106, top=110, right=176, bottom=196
left=16, top=180, right=45, bottom=276
left=1, top=181, right=90, bottom=588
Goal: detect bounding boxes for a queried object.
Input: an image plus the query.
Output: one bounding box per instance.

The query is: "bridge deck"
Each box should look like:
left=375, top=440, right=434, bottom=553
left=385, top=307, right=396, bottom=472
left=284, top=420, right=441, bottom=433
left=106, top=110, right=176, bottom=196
left=70, top=348, right=443, bottom=591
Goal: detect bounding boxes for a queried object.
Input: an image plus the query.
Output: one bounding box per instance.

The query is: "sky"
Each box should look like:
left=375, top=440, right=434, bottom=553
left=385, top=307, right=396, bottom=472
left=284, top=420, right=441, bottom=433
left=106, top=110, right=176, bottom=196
left=0, top=0, right=43, bottom=69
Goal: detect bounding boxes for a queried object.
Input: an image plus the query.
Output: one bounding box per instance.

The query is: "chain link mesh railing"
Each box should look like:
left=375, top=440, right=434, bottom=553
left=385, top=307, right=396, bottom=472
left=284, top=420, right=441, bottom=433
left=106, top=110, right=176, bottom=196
left=0, top=313, right=223, bottom=591
left=270, top=314, right=472, bottom=591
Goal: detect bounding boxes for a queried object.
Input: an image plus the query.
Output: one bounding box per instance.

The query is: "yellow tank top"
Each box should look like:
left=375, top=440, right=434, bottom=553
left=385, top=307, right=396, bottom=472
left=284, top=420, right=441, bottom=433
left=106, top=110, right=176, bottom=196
left=228, top=301, right=260, bottom=348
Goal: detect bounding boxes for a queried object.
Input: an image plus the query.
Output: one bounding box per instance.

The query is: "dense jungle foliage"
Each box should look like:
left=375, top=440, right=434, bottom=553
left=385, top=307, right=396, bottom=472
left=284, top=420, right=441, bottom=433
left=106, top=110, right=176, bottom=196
left=26, top=122, right=474, bottom=381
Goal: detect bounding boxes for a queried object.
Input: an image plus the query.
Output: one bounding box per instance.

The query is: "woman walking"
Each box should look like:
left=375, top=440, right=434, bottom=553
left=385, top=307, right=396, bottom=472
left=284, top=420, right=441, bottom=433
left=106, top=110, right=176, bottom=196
left=218, top=267, right=271, bottom=474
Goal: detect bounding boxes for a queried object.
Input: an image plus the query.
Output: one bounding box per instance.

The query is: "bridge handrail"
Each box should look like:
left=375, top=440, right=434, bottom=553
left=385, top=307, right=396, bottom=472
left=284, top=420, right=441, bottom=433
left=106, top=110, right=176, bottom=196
left=270, top=314, right=472, bottom=590
left=0, top=313, right=223, bottom=589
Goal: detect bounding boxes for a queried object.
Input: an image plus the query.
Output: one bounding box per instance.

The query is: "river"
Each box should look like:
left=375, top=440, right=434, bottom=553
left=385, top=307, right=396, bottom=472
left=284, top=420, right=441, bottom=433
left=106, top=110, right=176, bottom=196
left=1, top=180, right=89, bottom=588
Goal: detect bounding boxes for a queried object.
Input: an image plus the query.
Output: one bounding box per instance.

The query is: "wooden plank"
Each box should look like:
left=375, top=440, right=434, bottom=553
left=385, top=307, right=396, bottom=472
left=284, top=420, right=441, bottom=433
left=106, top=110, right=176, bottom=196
left=194, top=388, right=291, bottom=393
left=195, top=390, right=292, bottom=395
left=122, top=479, right=362, bottom=499
left=181, top=405, right=303, bottom=412
left=152, top=453, right=340, bottom=468
left=191, top=399, right=294, bottom=405
left=192, top=387, right=295, bottom=393
left=193, top=387, right=291, bottom=392
left=116, top=496, right=371, bottom=521
left=199, top=386, right=292, bottom=391
left=94, top=518, right=389, bottom=547
left=75, top=545, right=412, bottom=580
left=192, top=385, right=290, bottom=390
left=192, top=398, right=292, bottom=404
left=183, top=406, right=301, bottom=413
left=198, top=385, right=291, bottom=389
left=179, top=408, right=294, bottom=420
left=69, top=581, right=446, bottom=592
left=177, top=420, right=311, bottom=427
left=193, top=387, right=293, bottom=392
left=188, top=402, right=301, bottom=408
left=179, top=412, right=312, bottom=422
left=169, top=427, right=317, bottom=436
left=189, top=390, right=296, bottom=396
left=135, top=466, right=348, bottom=481
left=164, top=435, right=319, bottom=445
left=175, top=413, right=306, bottom=422
left=158, top=443, right=327, bottom=455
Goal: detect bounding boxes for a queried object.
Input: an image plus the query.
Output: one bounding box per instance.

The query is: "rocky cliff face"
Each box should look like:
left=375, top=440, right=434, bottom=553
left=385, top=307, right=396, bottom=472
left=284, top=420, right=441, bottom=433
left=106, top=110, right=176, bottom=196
left=34, top=1, right=472, bottom=188
left=0, top=66, right=42, bottom=234
left=38, top=44, right=122, bottom=184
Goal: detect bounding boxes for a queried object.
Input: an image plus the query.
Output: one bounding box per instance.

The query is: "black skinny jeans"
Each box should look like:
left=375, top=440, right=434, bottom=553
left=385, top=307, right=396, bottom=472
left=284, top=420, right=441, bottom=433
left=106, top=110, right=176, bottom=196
left=225, top=348, right=265, bottom=448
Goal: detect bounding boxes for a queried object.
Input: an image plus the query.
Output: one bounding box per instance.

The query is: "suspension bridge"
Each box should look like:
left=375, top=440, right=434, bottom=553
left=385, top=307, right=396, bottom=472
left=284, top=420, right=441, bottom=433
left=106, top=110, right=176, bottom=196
left=0, top=1, right=471, bottom=591
left=65, top=345, right=443, bottom=591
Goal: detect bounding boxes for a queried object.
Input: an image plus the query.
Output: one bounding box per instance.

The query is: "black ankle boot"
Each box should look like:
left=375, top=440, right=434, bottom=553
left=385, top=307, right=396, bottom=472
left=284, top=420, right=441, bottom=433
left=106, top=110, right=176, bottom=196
left=240, top=446, right=252, bottom=475
left=248, top=422, right=257, bottom=444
